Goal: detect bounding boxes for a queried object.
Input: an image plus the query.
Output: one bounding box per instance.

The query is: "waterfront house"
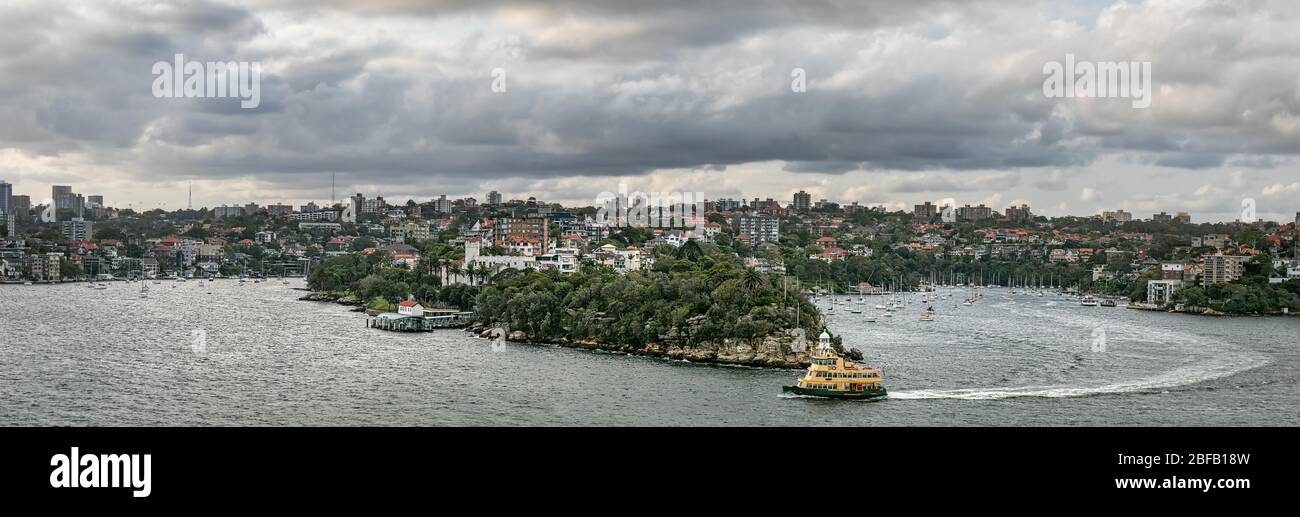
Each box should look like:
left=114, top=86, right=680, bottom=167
left=23, top=253, right=62, bottom=282
left=141, top=258, right=160, bottom=278
left=397, top=300, right=425, bottom=316
left=1147, top=279, right=1182, bottom=306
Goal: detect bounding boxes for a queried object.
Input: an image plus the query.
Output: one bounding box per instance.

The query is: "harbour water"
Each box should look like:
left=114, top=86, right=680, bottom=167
left=2, top=281, right=1297, bottom=426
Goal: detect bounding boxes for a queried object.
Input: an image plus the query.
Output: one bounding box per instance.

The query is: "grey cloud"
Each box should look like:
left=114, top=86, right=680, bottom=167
left=0, top=0, right=1296, bottom=209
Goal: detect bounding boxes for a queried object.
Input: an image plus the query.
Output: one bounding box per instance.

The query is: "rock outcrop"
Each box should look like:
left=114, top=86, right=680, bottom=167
left=298, top=292, right=362, bottom=306
left=466, top=323, right=814, bottom=369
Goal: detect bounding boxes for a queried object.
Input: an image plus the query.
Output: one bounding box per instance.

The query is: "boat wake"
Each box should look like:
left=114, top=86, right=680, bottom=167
left=891, top=350, right=1270, bottom=401
left=889, top=306, right=1271, bottom=401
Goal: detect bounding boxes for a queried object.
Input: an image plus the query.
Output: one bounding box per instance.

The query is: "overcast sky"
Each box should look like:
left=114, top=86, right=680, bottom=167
left=1, top=0, right=1297, bottom=222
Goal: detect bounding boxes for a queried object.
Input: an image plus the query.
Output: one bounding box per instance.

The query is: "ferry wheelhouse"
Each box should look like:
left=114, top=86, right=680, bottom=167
left=783, top=332, right=887, bottom=400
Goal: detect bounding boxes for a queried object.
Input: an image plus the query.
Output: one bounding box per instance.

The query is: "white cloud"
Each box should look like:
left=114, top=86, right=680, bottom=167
left=1262, top=182, right=1300, bottom=196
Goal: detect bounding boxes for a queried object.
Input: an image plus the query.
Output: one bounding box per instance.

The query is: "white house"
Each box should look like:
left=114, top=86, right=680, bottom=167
left=1147, top=279, right=1181, bottom=306
left=397, top=300, right=425, bottom=316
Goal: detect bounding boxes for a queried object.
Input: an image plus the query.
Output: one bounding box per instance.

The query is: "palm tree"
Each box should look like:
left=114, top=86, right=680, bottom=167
left=740, top=268, right=766, bottom=294
left=675, top=239, right=704, bottom=261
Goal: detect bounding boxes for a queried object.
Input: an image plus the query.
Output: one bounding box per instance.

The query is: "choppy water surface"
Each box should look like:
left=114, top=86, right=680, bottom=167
left=1, top=281, right=1296, bottom=425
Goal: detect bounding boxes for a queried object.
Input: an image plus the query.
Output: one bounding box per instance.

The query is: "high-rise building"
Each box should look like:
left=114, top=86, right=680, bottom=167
left=1174, top=212, right=1191, bottom=224
left=0, top=181, right=11, bottom=215
left=52, top=185, right=72, bottom=202
left=494, top=217, right=549, bottom=253
left=913, top=202, right=937, bottom=222
left=362, top=196, right=386, bottom=214
left=11, top=195, right=30, bottom=215
left=213, top=205, right=243, bottom=218
left=1202, top=254, right=1245, bottom=286
left=738, top=214, right=780, bottom=246
left=957, top=204, right=992, bottom=222
left=1152, top=212, right=1172, bottom=223
left=434, top=195, right=453, bottom=214
left=793, top=190, right=812, bottom=212
left=487, top=191, right=502, bottom=206
left=1004, top=204, right=1033, bottom=224
left=52, top=185, right=84, bottom=213
left=711, top=198, right=743, bottom=212
left=61, top=218, right=93, bottom=241
left=1101, top=209, right=1132, bottom=223
left=87, top=195, right=104, bottom=208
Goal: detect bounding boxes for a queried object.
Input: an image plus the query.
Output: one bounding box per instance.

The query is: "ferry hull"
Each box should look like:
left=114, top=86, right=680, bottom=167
left=782, top=385, right=887, bottom=400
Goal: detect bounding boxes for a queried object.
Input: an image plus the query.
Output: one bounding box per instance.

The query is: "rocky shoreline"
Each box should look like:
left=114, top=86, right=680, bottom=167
left=1125, top=302, right=1295, bottom=316
left=298, top=291, right=368, bottom=312
left=295, top=290, right=828, bottom=367
left=465, top=324, right=815, bottom=369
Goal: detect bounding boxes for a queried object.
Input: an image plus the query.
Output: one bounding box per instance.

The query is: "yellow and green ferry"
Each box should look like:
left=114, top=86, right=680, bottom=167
left=782, top=332, right=887, bottom=400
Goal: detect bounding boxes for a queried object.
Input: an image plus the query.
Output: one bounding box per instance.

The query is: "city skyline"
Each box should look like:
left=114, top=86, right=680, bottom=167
left=4, top=178, right=1298, bottom=225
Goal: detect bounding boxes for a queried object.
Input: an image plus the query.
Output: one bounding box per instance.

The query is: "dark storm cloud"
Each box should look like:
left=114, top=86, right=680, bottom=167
left=0, top=0, right=1297, bottom=208
left=255, top=0, right=998, bottom=58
